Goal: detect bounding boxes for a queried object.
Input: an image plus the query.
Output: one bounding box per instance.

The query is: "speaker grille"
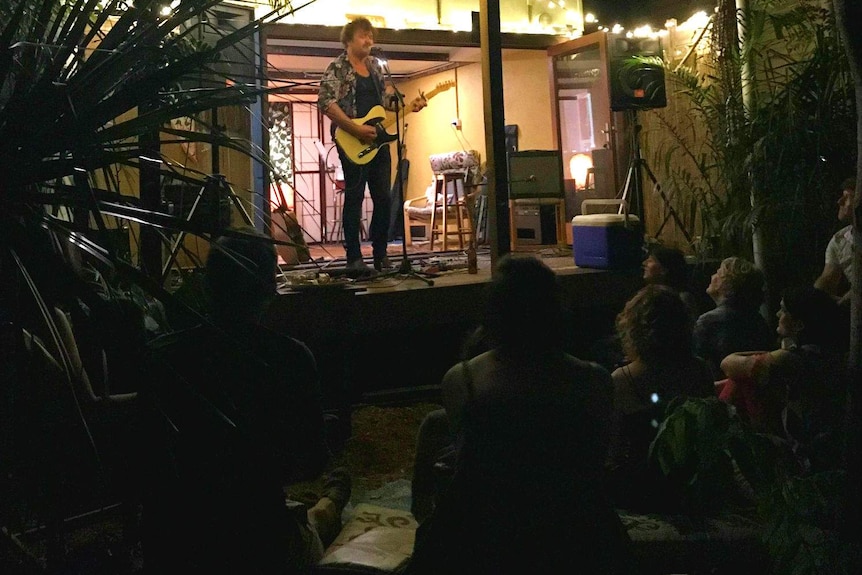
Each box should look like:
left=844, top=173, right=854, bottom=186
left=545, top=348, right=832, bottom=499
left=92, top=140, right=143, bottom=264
left=507, top=150, right=565, bottom=200
left=608, top=35, right=667, bottom=111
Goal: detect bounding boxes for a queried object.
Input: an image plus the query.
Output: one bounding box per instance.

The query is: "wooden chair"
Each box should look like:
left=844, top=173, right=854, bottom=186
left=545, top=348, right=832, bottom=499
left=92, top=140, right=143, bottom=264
left=403, top=182, right=436, bottom=246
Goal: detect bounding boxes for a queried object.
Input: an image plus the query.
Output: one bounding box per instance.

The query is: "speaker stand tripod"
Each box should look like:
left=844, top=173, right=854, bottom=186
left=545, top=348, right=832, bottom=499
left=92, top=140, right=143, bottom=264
left=619, top=110, right=692, bottom=244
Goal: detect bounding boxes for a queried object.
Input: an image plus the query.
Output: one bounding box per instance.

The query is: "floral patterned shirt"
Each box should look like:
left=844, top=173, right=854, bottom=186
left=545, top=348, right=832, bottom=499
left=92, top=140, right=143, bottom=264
left=317, top=52, right=390, bottom=121
left=825, top=224, right=854, bottom=286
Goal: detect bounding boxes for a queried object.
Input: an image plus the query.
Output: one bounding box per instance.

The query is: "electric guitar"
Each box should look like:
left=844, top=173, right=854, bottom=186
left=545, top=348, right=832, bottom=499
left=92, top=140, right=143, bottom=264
left=335, top=80, right=455, bottom=165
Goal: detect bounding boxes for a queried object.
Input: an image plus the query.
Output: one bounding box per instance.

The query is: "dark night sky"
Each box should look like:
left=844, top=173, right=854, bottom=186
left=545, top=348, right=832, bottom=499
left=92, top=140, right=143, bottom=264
left=581, top=0, right=717, bottom=28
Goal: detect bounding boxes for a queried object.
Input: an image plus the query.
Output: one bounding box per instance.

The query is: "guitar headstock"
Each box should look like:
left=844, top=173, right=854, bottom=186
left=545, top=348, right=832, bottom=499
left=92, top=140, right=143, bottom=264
left=409, top=80, right=456, bottom=110
left=425, top=80, right=456, bottom=98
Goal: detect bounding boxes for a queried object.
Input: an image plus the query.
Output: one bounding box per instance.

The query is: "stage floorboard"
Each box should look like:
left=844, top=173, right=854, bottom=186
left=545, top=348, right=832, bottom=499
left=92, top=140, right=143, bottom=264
left=279, top=240, right=577, bottom=288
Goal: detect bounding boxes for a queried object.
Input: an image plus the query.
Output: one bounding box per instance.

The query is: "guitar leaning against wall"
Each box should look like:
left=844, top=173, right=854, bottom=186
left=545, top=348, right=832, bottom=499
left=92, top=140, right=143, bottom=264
left=335, top=80, right=454, bottom=165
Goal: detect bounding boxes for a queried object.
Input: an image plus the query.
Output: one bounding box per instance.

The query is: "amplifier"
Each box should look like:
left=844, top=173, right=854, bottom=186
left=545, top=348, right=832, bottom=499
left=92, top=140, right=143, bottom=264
left=514, top=206, right=558, bottom=245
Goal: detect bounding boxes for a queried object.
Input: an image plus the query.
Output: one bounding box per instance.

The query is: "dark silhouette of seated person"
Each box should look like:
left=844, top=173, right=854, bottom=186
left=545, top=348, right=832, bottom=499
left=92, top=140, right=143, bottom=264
left=410, top=326, right=492, bottom=523
left=693, top=256, right=773, bottom=379
left=592, top=245, right=699, bottom=371
left=720, top=286, right=846, bottom=467
left=142, top=230, right=346, bottom=572
left=643, top=245, right=703, bottom=323
left=407, top=255, right=632, bottom=574
left=606, top=285, right=715, bottom=511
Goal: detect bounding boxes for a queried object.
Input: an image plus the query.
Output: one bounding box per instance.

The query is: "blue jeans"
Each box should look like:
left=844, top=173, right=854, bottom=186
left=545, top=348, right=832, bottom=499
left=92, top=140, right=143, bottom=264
left=337, top=145, right=392, bottom=262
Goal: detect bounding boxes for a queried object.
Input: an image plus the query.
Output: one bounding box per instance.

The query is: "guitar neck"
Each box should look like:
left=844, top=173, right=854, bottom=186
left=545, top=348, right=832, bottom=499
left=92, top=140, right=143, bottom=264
left=380, top=107, right=416, bottom=131
left=377, top=84, right=451, bottom=130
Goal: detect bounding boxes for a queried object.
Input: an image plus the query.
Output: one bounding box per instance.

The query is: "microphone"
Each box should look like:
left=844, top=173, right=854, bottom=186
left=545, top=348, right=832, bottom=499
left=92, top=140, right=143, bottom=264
left=370, top=46, right=386, bottom=67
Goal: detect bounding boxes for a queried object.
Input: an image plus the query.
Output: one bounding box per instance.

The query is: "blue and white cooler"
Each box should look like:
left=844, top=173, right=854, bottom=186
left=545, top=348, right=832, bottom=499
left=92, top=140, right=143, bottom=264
left=572, top=199, right=643, bottom=269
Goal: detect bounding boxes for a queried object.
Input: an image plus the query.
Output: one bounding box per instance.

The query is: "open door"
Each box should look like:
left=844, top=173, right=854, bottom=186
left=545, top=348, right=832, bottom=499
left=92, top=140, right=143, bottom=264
left=548, top=32, right=621, bottom=207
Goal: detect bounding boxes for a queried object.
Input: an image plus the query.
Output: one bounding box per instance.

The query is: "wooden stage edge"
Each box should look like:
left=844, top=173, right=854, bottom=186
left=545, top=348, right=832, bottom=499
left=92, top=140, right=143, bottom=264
left=264, top=245, right=644, bottom=406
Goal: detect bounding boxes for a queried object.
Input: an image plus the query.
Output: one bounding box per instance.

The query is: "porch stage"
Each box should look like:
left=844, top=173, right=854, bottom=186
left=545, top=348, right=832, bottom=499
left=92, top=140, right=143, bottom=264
left=264, top=243, right=643, bottom=412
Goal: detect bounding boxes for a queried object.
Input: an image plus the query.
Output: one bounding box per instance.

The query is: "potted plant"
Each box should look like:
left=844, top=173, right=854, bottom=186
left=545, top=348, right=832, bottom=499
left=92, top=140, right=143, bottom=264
left=649, top=397, right=857, bottom=573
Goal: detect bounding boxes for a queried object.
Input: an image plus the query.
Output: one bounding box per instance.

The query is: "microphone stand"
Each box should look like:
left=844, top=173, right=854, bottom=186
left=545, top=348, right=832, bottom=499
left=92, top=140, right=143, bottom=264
left=378, top=58, right=434, bottom=285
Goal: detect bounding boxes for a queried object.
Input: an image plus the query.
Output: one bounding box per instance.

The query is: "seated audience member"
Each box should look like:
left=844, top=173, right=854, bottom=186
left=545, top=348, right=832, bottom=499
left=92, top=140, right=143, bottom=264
left=141, top=230, right=349, bottom=572
left=407, top=255, right=633, bottom=574
left=693, top=256, right=773, bottom=379
left=720, top=286, right=845, bottom=464
left=643, top=245, right=701, bottom=322
left=410, top=326, right=490, bottom=523
left=606, top=285, right=715, bottom=511
left=593, top=245, right=699, bottom=370
left=814, top=178, right=855, bottom=308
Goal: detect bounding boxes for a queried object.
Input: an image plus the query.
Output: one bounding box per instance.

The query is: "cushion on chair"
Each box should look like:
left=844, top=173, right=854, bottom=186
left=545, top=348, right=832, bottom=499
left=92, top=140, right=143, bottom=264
left=405, top=206, right=434, bottom=222
left=429, top=150, right=480, bottom=174
left=406, top=205, right=456, bottom=222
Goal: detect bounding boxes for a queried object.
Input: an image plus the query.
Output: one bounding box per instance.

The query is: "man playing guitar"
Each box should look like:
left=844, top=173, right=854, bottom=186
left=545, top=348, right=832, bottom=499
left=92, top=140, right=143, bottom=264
left=318, top=17, right=426, bottom=273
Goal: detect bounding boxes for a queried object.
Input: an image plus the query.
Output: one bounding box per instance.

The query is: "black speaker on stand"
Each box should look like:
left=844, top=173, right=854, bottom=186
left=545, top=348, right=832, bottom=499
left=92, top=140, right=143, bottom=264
left=606, top=35, right=690, bottom=242
left=608, top=34, right=667, bottom=112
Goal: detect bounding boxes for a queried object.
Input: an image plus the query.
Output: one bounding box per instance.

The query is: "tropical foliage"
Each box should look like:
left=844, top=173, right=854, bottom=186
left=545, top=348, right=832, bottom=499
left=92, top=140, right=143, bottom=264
left=650, top=397, right=857, bottom=574
left=0, top=0, right=304, bottom=566
left=646, top=0, right=856, bottom=306
left=0, top=0, right=308, bottom=318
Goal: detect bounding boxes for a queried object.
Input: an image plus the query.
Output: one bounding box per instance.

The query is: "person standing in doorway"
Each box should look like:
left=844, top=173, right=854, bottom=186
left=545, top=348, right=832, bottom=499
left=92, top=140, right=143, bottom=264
left=318, top=17, right=426, bottom=273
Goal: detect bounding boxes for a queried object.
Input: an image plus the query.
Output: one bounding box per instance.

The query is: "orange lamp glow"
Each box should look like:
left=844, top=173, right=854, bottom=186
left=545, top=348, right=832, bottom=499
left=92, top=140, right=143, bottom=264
left=569, top=153, right=594, bottom=190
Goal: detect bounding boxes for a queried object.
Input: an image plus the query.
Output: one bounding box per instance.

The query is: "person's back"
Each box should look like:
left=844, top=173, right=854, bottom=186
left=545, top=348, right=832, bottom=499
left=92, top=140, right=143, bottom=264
left=608, top=357, right=714, bottom=506
left=695, top=303, right=773, bottom=374
left=141, top=231, right=328, bottom=572
left=607, top=286, right=716, bottom=511
left=408, top=256, right=632, bottom=574
left=420, top=349, right=629, bottom=573
left=456, top=350, right=610, bottom=501
left=144, top=324, right=326, bottom=571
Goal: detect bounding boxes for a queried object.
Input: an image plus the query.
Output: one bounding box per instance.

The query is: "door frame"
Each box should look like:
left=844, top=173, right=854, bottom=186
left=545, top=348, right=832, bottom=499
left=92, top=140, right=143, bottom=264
left=547, top=31, right=624, bottom=202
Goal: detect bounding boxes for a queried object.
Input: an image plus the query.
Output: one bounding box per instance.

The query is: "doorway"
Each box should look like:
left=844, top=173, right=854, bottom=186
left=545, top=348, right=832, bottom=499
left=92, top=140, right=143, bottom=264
left=548, top=32, right=621, bottom=205
left=268, top=102, right=372, bottom=245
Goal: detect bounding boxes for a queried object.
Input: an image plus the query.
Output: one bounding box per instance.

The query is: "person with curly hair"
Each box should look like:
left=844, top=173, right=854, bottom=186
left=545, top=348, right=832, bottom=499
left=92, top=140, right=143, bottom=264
left=318, top=17, right=426, bottom=273
left=606, top=285, right=715, bottom=511
left=693, top=256, right=773, bottom=379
